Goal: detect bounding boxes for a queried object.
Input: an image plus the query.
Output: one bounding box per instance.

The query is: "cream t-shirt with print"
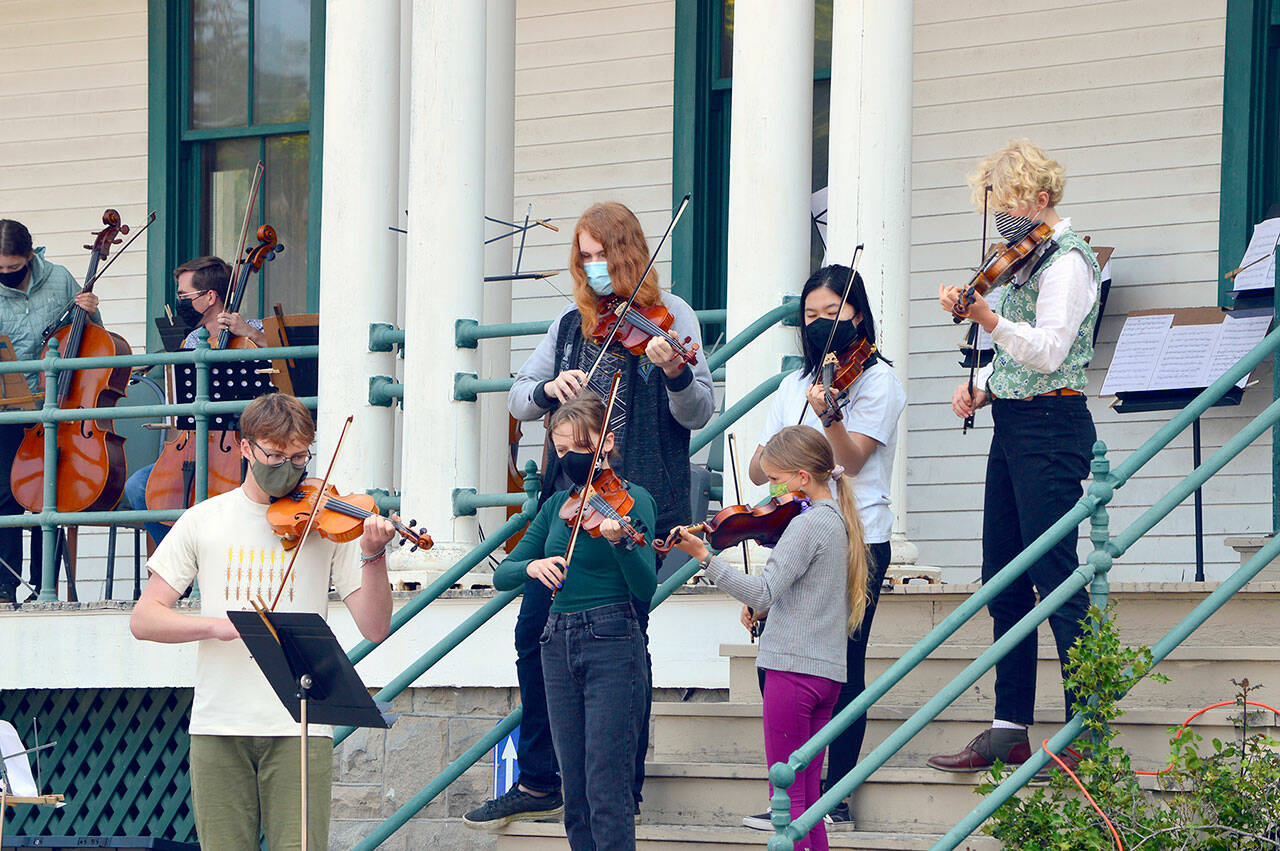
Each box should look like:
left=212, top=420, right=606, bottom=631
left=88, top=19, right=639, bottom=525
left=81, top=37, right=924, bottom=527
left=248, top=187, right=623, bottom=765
left=147, top=487, right=363, bottom=737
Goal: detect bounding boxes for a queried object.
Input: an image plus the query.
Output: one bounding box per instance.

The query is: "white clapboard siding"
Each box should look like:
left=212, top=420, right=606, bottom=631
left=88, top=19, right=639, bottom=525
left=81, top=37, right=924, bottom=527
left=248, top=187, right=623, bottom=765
left=509, top=1, right=677, bottom=463
left=908, top=0, right=1244, bottom=580
left=0, top=0, right=150, bottom=601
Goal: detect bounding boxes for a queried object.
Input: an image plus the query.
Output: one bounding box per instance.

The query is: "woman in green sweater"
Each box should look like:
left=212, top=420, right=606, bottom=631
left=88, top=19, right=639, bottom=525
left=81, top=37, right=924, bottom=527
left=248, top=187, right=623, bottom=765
left=493, top=393, right=656, bottom=851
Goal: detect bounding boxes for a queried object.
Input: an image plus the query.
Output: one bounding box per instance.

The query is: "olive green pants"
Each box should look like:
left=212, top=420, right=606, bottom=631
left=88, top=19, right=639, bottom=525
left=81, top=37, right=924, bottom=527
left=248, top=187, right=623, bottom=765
left=189, top=734, right=332, bottom=851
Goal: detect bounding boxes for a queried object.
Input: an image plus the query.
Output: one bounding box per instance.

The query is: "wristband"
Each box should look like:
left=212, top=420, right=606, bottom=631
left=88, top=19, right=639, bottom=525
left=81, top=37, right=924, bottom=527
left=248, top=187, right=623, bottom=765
left=360, top=548, right=387, bottom=565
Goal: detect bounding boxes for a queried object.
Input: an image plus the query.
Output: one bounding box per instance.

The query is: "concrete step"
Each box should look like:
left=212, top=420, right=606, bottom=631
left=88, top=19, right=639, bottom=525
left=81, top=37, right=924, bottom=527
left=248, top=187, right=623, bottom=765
left=636, top=762, right=1036, bottom=834
left=650, top=701, right=1275, bottom=770
left=497, top=821, right=1002, bottom=850
left=724, top=643, right=1280, bottom=714
left=840, top=583, right=1280, bottom=650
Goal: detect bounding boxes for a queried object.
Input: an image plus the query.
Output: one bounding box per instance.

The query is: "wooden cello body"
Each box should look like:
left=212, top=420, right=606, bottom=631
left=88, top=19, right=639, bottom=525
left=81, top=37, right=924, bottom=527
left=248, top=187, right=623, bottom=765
left=10, top=210, right=136, bottom=513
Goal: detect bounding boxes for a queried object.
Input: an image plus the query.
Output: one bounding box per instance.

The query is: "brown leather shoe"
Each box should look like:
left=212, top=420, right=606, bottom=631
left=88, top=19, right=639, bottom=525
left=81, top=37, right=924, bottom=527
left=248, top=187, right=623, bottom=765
left=927, top=728, right=1032, bottom=772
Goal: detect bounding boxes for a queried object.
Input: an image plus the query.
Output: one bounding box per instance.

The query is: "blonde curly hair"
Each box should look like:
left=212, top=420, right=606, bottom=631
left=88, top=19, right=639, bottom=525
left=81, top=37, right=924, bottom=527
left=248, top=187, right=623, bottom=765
left=969, top=139, right=1066, bottom=212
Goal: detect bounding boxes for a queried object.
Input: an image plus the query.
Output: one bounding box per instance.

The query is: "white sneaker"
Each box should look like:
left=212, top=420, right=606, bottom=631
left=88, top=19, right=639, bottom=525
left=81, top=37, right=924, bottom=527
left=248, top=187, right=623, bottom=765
left=741, top=811, right=833, bottom=830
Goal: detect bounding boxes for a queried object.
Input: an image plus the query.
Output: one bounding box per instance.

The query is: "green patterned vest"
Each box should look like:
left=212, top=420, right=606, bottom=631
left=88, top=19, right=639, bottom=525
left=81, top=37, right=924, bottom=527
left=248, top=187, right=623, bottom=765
left=988, top=229, right=1101, bottom=400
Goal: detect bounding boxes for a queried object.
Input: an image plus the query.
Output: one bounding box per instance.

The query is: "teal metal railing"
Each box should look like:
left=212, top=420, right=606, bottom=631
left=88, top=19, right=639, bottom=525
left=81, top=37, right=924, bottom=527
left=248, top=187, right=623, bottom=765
left=348, top=298, right=804, bottom=848
left=0, top=331, right=317, bottom=601
left=763, top=318, right=1280, bottom=849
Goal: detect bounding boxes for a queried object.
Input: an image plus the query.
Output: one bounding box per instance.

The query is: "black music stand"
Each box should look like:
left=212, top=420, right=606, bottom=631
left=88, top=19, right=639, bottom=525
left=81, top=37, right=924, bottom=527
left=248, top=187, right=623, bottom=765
left=229, top=610, right=393, bottom=851
left=171, top=358, right=275, bottom=433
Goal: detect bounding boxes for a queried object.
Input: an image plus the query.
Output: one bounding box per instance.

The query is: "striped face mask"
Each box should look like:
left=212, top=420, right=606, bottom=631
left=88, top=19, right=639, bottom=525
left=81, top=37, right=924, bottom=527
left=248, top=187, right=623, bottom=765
left=993, top=210, right=1036, bottom=243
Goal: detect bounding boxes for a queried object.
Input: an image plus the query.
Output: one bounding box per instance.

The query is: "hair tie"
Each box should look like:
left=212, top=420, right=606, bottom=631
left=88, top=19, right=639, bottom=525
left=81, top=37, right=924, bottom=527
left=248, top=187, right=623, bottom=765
left=830, top=465, right=845, bottom=480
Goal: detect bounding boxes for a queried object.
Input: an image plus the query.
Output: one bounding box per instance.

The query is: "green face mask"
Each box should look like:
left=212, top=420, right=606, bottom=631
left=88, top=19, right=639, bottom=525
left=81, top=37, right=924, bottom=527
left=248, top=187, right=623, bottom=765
left=767, top=481, right=789, bottom=498
left=251, top=459, right=307, bottom=498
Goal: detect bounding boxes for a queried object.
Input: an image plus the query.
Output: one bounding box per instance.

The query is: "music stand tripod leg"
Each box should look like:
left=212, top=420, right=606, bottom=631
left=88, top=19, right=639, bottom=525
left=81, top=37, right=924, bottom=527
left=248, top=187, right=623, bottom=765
left=299, top=673, right=311, bottom=851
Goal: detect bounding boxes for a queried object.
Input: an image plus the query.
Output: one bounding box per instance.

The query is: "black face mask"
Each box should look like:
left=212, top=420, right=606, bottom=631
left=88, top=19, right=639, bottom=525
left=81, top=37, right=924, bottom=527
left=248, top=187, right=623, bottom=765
left=560, top=449, right=596, bottom=486
left=805, top=317, right=860, bottom=358
left=175, top=298, right=205, bottom=327
left=0, top=266, right=28, bottom=288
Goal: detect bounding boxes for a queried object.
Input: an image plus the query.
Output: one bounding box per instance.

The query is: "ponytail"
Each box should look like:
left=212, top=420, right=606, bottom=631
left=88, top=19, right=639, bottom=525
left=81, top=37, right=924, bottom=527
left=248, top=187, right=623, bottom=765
left=834, top=474, right=869, bottom=634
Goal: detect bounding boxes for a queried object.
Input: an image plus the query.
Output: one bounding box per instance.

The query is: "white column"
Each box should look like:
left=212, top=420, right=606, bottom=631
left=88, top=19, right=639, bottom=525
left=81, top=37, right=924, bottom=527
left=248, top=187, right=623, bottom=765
left=827, top=0, right=916, bottom=563
left=317, top=0, right=399, bottom=487
left=477, top=0, right=516, bottom=542
left=401, top=0, right=486, bottom=566
left=724, top=0, right=814, bottom=505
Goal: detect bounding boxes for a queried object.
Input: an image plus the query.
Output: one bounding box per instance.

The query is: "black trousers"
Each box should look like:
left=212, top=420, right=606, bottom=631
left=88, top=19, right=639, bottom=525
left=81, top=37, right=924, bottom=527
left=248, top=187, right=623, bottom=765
left=981, top=396, right=1095, bottom=725
left=513, top=553, right=659, bottom=800
left=0, top=424, right=28, bottom=596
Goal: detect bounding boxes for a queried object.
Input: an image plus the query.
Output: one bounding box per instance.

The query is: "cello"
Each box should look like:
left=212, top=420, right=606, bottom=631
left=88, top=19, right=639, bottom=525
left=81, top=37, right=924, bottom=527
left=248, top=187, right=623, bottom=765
left=145, top=225, right=284, bottom=522
left=11, top=210, right=143, bottom=512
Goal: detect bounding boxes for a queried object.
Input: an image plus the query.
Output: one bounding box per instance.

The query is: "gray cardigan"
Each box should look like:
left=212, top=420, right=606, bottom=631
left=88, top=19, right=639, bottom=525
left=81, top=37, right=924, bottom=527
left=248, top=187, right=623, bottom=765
left=704, top=499, right=850, bottom=682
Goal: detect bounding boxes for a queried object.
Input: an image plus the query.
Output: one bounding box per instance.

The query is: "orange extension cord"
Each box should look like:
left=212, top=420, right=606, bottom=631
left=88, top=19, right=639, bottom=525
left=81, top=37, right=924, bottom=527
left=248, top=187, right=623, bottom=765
left=1041, top=698, right=1280, bottom=851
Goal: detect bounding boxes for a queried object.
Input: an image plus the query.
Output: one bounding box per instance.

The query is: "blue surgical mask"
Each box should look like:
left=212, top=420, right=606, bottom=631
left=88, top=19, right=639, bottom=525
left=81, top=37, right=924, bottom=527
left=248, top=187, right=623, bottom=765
left=583, top=261, right=613, bottom=295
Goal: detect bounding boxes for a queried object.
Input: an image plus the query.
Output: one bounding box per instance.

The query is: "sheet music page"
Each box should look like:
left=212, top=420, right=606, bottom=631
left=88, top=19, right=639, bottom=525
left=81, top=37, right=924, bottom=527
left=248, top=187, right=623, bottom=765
left=1100, top=313, right=1172, bottom=395
left=1205, top=313, right=1272, bottom=388
left=1147, top=323, right=1223, bottom=391
left=973, top=288, right=1003, bottom=351
left=0, top=720, right=39, bottom=796
left=1231, top=217, right=1280, bottom=292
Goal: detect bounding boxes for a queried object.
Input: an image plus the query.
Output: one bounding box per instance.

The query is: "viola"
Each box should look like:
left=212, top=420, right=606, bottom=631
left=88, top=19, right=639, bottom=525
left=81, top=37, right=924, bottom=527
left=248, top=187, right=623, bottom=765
left=11, top=210, right=142, bottom=513
left=951, top=221, right=1055, bottom=324
left=266, top=479, right=433, bottom=552
left=817, top=337, right=876, bottom=412
left=591, top=296, right=699, bottom=366
left=654, top=491, right=811, bottom=555
left=558, top=467, right=647, bottom=548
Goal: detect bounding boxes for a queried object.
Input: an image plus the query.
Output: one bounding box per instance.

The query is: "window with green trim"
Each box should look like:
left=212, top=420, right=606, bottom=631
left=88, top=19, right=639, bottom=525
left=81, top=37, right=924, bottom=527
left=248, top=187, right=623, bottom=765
left=1219, top=0, right=1280, bottom=305
left=672, top=0, right=832, bottom=314
left=150, top=0, right=323, bottom=335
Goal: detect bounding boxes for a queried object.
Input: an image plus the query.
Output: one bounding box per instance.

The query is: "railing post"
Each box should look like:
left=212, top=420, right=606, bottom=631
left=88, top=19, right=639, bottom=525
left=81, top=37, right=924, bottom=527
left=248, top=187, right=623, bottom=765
left=767, top=761, right=797, bottom=851
left=37, top=340, right=59, bottom=602
left=193, top=330, right=211, bottom=503
left=1086, top=439, right=1115, bottom=611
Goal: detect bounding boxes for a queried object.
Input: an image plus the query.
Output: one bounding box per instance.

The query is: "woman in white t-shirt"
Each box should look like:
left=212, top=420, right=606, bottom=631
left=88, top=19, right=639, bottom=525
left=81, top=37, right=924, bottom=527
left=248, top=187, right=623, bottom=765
left=745, top=264, right=906, bottom=830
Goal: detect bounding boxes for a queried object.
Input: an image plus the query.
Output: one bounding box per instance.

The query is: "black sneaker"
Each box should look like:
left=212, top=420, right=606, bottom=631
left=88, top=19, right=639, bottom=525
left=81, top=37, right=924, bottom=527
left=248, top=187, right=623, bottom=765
left=634, top=801, right=642, bottom=825
left=462, top=786, right=564, bottom=831
left=743, top=810, right=833, bottom=831
left=827, top=800, right=855, bottom=831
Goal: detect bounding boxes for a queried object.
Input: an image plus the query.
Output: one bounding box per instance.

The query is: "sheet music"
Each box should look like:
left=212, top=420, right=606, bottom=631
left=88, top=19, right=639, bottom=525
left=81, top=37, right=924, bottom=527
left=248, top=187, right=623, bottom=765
left=972, top=287, right=1004, bottom=352
left=1148, top=324, right=1223, bottom=391
left=0, top=720, right=39, bottom=796
left=1205, top=313, right=1272, bottom=388
left=1100, top=314, right=1172, bottom=395
left=1231, top=217, right=1280, bottom=292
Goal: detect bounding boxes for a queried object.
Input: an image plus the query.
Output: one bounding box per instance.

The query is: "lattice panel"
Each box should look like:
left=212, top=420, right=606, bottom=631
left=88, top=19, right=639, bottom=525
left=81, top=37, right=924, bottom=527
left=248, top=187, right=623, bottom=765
left=1, top=688, right=196, bottom=842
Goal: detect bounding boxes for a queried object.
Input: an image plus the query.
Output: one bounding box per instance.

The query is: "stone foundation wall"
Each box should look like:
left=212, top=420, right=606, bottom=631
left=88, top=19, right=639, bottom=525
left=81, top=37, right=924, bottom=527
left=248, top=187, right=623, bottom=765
left=329, top=685, right=727, bottom=849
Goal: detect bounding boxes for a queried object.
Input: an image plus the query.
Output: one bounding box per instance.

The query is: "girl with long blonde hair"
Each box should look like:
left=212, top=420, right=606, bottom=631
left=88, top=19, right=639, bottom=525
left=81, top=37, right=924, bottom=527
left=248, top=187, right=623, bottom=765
left=667, top=425, right=868, bottom=851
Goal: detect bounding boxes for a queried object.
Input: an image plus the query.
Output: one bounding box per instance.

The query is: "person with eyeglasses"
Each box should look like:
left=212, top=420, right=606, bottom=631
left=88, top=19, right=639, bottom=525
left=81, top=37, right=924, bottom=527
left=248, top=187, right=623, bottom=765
left=122, top=256, right=268, bottom=547
left=130, top=392, right=396, bottom=851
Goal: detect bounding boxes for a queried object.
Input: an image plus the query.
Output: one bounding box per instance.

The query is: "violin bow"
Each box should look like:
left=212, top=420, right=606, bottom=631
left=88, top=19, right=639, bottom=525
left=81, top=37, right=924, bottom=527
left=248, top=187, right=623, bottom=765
left=582, top=194, right=691, bottom=385
left=727, top=432, right=757, bottom=643
left=269, top=414, right=354, bottom=611
left=797, top=243, right=864, bottom=426
left=225, top=162, right=266, bottom=319
left=561, top=371, right=624, bottom=580
left=961, top=185, right=993, bottom=434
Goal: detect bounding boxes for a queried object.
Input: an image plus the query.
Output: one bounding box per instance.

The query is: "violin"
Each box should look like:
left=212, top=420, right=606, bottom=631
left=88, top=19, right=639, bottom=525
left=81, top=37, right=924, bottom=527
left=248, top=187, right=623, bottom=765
left=266, top=479, right=434, bottom=552
left=591, top=296, right=699, bottom=366
left=950, top=221, right=1055, bottom=324
left=654, top=491, right=810, bottom=555
left=11, top=210, right=144, bottom=513
left=558, top=467, right=647, bottom=548
left=817, top=337, right=876, bottom=412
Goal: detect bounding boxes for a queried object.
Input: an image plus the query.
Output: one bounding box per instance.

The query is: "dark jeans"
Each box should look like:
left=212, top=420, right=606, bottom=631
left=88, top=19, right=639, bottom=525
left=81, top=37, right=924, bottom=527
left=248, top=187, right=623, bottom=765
left=824, top=539, right=892, bottom=790
left=513, top=553, right=659, bottom=799
left=982, top=396, right=1095, bottom=725
left=541, top=602, right=646, bottom=851
left=123, top=462, right=171, bottom=547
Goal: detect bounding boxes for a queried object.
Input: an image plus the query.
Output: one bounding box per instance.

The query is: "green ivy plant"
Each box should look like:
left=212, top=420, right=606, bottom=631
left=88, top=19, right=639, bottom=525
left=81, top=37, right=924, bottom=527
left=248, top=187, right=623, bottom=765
left=977, top=604, right=1280, bottom=850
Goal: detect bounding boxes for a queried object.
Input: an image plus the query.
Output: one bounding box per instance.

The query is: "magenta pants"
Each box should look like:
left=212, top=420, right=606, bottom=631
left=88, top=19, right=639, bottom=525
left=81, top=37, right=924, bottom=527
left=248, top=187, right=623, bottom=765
left=762, top=668, right=842, bottom=851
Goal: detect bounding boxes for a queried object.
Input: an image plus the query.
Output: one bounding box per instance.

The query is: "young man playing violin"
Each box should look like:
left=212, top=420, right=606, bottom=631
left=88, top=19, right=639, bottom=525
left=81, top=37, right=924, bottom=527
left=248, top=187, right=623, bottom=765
left=130, top=393, right=395, bottom=851
left=122, top=256, right=266, bottom=547
left=465, top=202, right=714, bottom=829
left=931, top=139, right=1100, bottom=774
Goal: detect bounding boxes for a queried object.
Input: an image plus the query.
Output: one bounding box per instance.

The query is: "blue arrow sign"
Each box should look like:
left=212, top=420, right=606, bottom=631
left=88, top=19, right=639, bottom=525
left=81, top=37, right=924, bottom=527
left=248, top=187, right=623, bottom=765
left=492, top=726, right=521, bottom=799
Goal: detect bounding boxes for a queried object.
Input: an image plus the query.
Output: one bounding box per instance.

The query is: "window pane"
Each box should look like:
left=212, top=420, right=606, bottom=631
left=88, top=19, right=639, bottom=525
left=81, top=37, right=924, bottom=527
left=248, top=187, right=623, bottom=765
left=261, top=134, right=310, bottom=314
left=719, top=1, right=833, bottom=79
left=254, top=0, right=311, bottom=124
left=202, top=138, right=262, bottom=310
left=812, top=78, right=830, bottom=270
left=190, top=0, right=250, bottom=129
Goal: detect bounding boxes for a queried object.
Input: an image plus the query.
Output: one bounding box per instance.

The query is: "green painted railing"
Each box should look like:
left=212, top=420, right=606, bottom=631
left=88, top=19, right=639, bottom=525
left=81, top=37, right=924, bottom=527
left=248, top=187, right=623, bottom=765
left=764, top=319, right=1280, bottom=850
left=0, top=330, right=317, bottom=601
